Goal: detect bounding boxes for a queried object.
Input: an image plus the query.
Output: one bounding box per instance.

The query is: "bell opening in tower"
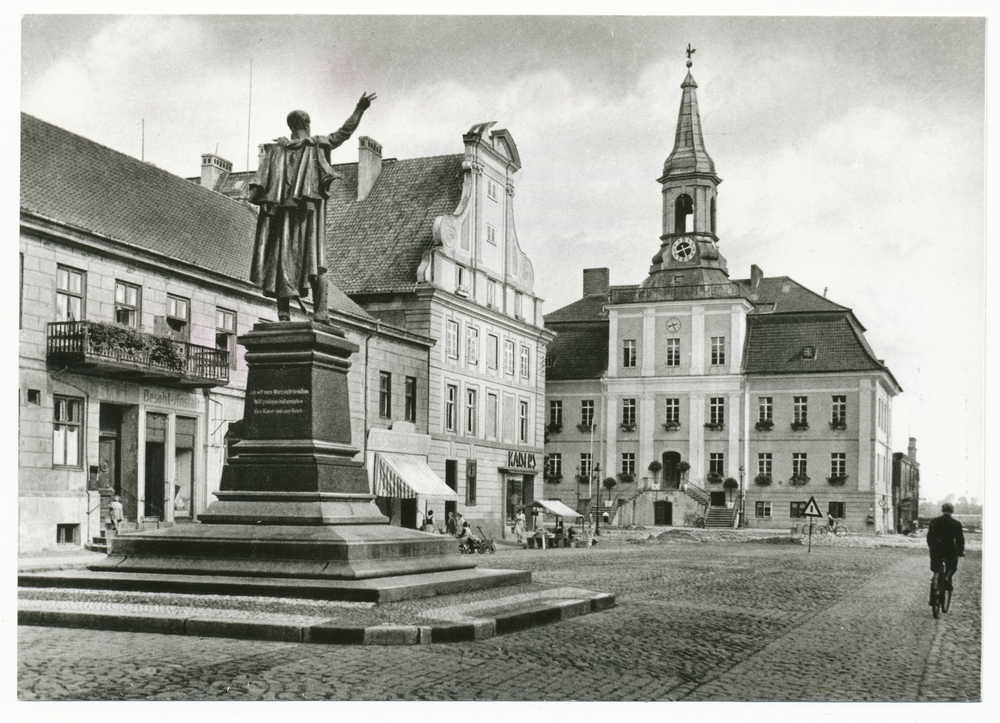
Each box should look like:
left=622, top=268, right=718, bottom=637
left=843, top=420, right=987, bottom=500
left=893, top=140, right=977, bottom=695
left=675, top=194, right=694, bottom=234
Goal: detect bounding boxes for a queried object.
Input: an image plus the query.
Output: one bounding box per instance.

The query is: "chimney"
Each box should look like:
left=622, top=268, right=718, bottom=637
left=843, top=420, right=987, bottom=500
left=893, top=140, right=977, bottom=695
left=200, top=153, right=232, bottom=191
left=750, top=264, right=764, bottom=288
left=908, top=437, right=917, bottom=462
left=357, top=136, right=383, bottom=201
left=583, top=268, right=610, bottom=297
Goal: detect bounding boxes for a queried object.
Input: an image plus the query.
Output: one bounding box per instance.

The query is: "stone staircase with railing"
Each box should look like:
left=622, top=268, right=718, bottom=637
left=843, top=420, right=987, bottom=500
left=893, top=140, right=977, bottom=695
left=682, top=480, right=711, bottom=508
left=704, top=505, right=739, bottom=529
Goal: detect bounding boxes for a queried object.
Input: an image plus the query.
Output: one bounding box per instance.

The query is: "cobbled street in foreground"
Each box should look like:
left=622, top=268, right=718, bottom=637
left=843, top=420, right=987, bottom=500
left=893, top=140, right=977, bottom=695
left=18, top=540, right=981, bottom=701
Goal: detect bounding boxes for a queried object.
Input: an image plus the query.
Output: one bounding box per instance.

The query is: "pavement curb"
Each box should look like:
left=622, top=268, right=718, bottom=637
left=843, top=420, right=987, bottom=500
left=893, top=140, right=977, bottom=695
left=18, top=592, right=615, bottom=646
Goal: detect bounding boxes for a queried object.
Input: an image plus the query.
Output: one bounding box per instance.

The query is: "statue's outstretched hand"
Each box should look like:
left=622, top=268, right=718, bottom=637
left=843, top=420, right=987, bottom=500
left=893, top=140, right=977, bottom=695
left=358, top=92, right=377, bottom=110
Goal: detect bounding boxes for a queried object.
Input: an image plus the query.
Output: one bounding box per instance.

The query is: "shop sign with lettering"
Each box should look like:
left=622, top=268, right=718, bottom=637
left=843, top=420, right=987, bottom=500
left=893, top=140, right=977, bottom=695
left=507, top=451, right=536, bottom=469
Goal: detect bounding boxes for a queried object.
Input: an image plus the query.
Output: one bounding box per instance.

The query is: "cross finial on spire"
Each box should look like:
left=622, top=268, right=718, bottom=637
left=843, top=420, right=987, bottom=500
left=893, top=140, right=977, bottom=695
left=685, top=43, right=696, bottom=67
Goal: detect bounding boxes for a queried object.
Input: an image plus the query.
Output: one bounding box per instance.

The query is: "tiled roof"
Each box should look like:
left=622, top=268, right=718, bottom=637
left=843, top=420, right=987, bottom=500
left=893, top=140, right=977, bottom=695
left=545, top=322, right=609, bottom=381
left=324, top=155, right=466, bottom=294
left=543, top=294, right=608, bottom=323
left=735, top=276, right=848, bottom=315
left=21, top=113, right=372, bottom=321
left=742, top=312, right=887, bottom=376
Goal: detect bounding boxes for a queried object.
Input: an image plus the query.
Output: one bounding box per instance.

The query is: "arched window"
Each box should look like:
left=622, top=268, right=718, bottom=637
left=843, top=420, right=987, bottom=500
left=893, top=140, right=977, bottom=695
left=710, top=196, right=717, bottom=235
left=674, top=194, right=694, bottom=234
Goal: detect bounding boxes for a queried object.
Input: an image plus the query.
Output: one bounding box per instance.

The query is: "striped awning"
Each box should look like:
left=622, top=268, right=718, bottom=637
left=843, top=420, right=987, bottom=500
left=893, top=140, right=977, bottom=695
left=374, top=453, right=459, bottom=500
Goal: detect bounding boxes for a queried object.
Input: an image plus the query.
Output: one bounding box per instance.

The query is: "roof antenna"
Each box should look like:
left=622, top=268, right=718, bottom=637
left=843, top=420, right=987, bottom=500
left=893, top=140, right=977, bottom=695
left=823, top=287, right=828, bottom=297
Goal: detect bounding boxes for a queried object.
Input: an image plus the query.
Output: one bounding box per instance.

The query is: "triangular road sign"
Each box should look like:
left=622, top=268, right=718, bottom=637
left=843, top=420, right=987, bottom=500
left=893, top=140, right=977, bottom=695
left=803, top=496, right=823, bottom=518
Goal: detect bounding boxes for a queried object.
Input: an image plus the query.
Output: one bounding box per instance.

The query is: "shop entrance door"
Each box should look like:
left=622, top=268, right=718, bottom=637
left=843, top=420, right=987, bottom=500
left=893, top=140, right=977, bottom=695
left=144, top=412, right=167, bottom=519
left=654, top=500, right=673, bottom=526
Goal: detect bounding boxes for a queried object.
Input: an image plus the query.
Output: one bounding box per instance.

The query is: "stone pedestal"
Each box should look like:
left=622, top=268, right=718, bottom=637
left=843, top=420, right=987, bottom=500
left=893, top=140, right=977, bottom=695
left=91, top=321, right=477, bottom=583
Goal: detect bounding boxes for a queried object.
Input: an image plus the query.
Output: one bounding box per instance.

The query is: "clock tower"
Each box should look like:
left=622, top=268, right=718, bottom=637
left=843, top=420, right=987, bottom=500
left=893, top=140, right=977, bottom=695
left=643, top=49, right=730, bottom=289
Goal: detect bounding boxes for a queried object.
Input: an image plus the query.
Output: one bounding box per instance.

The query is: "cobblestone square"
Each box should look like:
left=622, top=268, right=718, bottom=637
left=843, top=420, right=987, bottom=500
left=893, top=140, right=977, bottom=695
left=18, top=538, right=981, bottom=701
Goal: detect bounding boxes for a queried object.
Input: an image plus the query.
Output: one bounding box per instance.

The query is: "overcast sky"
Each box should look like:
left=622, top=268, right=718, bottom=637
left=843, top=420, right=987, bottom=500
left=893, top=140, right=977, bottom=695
left=20, top=14, right=987, bottom=504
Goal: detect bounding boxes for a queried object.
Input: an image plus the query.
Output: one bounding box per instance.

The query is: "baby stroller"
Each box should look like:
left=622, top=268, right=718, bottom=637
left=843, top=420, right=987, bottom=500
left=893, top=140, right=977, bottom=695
left=458, top=526, right=496, bottom=554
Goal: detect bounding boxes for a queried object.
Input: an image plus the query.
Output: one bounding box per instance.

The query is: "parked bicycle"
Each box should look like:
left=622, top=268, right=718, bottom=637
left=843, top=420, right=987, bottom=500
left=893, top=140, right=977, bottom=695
left=930, top=558, right=953, bottom=619
left=814, top=523, right=848, bottom=537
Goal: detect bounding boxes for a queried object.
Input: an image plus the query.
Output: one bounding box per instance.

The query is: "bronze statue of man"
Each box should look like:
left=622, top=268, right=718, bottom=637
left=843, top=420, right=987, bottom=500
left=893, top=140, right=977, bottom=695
left=248, top=92, right=376, bottom=322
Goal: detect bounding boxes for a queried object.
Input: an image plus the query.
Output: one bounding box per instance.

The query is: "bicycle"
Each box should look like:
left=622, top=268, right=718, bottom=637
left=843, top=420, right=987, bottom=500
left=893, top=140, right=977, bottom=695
left=815, top=523, right=848, bottom=537
left=930, top=559, right=953, bottom=619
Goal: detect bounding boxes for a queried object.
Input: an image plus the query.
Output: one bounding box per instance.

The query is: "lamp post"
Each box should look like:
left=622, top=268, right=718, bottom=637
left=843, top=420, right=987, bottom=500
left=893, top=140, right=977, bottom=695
left=594, top=464, right=602, bottom=535
left=738, top=465, right=745, bottom=527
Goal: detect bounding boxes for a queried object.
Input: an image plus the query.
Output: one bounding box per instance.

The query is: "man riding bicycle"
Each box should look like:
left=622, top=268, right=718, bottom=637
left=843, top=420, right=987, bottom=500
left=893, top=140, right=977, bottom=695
left=927, top=502, right=964, bottom=600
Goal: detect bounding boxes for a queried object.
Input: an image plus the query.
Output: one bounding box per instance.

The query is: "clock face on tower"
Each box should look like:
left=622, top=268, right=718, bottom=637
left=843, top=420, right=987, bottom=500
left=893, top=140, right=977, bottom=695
left=666, top=317, right=681, bottom=333
left=671, top=237, right=695, bottom=262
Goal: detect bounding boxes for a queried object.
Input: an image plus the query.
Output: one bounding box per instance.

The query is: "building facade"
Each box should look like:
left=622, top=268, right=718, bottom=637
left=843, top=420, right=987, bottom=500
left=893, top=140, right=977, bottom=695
left=542, top=61, right=902, bottom=533
left=19, top=113, right=434, bottom=552
left=892, top=438, right=920, bottom=533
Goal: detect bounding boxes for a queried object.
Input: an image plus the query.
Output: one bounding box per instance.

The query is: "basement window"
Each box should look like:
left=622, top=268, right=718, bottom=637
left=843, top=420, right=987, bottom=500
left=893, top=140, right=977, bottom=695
left=56, top=524, right=80, bottom=545
left=27, top=389, right=41, bottom=405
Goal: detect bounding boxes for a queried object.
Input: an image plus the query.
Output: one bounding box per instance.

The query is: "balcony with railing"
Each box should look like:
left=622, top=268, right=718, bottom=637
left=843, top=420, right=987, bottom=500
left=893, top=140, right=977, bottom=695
left=609, top=283, right=750, bottom=305
left=47, top=321, right=229, bottom=388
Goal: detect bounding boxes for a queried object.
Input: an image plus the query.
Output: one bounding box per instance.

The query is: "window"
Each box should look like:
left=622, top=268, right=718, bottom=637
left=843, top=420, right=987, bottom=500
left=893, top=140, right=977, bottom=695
left=487, top=181, right=498, bottom=201
left=665, top=398, right=680, bottom=424
left=379, top=372, right=392, bottom=418
left=56, top=266, right=85, bottom=321
left=445, top=385, right=457, bottom=432
left=115, top=280, right=141, bottom=328
left=216, top=308, right=237, bottom=370
left=622, top=398, right=636, bottom=426
left=487, top=334, right=499, bottom=369
left=487, top=279, right=497, bottom=308
left=758, top=397, right=773, bottom=422
left=514, top=292, right=523, bottom=319
left=446, top=320, right=460, bottom=359
left=831, top=452, right=846, bottom=477
left=710, top=397, right=725, bottom=426
left=549, top=400, right=562, bottom=426
left=832, top=395, right=847, bottom=425
left=581, top=400, right=594, bottom=427
left=56, top=524, right=80, bottom=545
left=53, top=396, right=83, bottom=468
left=710, top=453, right=724, bottom=476
left=466, top=459, right=477, bottom=505
left=711, top=336, right=726, bottom=366
left=547, top=453, right=562, bottom=476
left=166, top=294, right=190, bottom=337
left=829, top=501, right=845, bottom=519
left=520, top=345, right=531, bottom=379
left=518, top=400, right=529, bottom=442
left=404, top=377, right=417, bottom=422
left=794, top=396, right=808, bottom=425
left=621, top=453, right=635, bottom=476
left=790, top=501, right=808, bottom=519
left=758, top=453, right=772, bottom=476
left=674, top=193, right=694, bottom=233
left=623, top=339, right=637, bottom=368
left=27, top=389, right=41, bottom=405
left=666, top=338, right=680, bottom=367
left=486, top=224, right=497, bottom=245
left=793, top=453, right=808, bottom=478
left=486, top=393, right=498, bottom=438
left=466, top=327, right=479, bottom=364
left=580, top=453, right=592, bottom=478
left=503, top=340, right=515, bottom=374
left=466, top=388, right=478, bottom=435
left=755, top=501, right=772, bottom=518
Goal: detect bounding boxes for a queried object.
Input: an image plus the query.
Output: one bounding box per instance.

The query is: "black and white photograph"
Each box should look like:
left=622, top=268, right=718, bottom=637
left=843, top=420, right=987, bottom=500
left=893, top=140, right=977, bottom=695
left=17, top=10, right=987, bottom=706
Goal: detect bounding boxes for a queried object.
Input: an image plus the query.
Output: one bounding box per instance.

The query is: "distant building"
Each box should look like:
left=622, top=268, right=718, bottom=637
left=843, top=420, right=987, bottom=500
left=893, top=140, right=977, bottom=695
left=543, top=60, right=902, bottom=533
left=893, top=438, right=920, bottom=533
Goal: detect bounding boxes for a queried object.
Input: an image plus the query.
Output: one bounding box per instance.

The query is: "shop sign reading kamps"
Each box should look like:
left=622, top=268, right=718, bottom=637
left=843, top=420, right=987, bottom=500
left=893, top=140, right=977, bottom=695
left=507, top=451, right=536, bottom=469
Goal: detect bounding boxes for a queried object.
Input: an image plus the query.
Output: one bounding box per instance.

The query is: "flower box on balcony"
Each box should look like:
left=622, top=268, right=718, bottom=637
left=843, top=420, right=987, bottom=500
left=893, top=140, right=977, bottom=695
left=790, top=421, right=810, bottom=431
left=663, top=420, right=681, bottom=431
left=619, top=423, right=636, bottom=433
left=789, top=474, right=810, bottom=487
left=754, top=473, right=773, bottom=486
left=575, top=474, right=590, bottom=485
left=546, top=422, right=563, bottom=434
left=754, top=420, right=774, bottom=432
left=544, top=473, right=563, bottom=484
left=703, top=422, right=725, bottom=431
left=706, top=472, right=724, bottom=484
left=827, top=475, right=849, bottom=486
left=829, top=420, right=847, bottom=431
left=576, top=423, right=595, bottom=433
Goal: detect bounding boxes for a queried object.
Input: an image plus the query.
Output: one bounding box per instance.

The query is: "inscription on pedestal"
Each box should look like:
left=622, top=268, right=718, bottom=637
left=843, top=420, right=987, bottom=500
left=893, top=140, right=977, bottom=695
left=249, top=388, right=309, bottom=416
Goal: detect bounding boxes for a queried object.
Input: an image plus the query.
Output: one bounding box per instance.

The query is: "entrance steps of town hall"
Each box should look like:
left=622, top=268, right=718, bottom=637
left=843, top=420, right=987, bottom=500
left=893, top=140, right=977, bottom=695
left=84, top=520, right=178, bottom=554
left=703, top=506, right=739, bottom=529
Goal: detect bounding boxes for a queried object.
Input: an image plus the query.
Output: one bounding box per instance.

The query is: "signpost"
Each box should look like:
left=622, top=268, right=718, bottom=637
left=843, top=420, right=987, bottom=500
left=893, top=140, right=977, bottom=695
left=803, top=496, right=823, bottom=552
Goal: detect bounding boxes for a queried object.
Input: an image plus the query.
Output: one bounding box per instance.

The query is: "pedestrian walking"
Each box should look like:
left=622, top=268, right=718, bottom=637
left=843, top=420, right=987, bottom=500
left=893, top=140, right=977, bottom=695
left=424, top=509, right=436, bottom=532
left=446, top=511, right=458, bottom=535
left=514, top=508, right=527, bottom=543
left=109, top=495, right=124, bottom=534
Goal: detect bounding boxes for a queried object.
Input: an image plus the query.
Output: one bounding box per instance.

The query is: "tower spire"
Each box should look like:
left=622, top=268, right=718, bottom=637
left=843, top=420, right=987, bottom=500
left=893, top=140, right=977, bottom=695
left=661, top=46, right=717, bottom=180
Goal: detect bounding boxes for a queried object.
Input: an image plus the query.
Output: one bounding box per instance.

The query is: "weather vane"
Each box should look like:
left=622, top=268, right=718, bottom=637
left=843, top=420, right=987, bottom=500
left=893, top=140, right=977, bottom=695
left=686, top=43, right=696, bottom=67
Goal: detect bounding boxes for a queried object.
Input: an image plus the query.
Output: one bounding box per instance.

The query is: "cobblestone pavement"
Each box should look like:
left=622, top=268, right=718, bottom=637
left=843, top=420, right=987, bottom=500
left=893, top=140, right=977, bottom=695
left=18, top=540, right=981, bottom=701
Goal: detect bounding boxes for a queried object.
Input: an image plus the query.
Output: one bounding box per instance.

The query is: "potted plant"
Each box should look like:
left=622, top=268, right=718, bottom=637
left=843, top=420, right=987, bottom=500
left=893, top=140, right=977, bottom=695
left=723, top=477, right=739, bottom=503
left=703, top=422, right=725, bottom=431
left=829, top=420, right=847, bottom=431
left=754, top=419, right=774, bottom=432
left=754, top=473, right=772, bottom=486
left=790, top=421, right=810, bottom=431
left=619, top=422, right=636, bottom=433
left=544, top=472, right=563, bottom=484
left=546, top=422, right=563, bottom=434
left=575, top=473, right=590, bottom=485
left=616, top=471, right=633, bottom=485
left=647, top=460, right=662, bottom=474
left=706, top=471, right=724, bottom=484
left=663, top=419, right=681, bottom=431
left=576, top=422, right=595, bottom=433
left=678, top=461, right=690, bottom=476
left=827, top=474, right=849, bottom=486
left=604, top=476, right=618, bottom=492
left=789, top=473, right=810, bottom=486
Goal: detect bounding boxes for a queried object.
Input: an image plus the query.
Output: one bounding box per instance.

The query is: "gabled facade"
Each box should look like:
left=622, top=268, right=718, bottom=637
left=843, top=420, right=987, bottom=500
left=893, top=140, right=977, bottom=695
left=543, top=60, right=902, bottom=533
